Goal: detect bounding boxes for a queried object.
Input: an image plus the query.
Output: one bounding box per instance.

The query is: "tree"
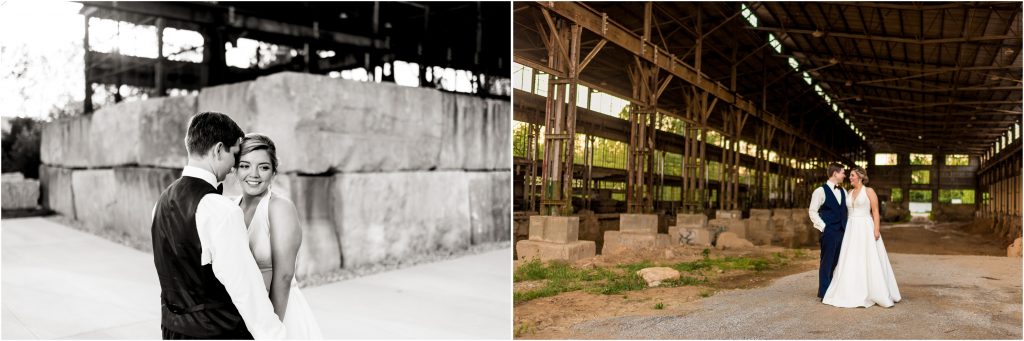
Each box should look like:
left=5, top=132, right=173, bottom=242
left=1, top=117, right=43, bottom=179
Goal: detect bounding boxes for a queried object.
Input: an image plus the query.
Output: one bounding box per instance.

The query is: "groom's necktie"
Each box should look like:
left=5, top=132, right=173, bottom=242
left=215, top=184, right=224, bottom=195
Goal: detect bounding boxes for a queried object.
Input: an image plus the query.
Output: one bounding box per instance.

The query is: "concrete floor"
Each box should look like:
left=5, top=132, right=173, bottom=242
left=2, top=217, right=511, bottom=339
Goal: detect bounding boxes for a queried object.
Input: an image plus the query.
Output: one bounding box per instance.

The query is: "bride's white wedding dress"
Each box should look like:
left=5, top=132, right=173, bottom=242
left=239, top=191, right=324, bottom=339
left=822, top=187, right=902, bottom=308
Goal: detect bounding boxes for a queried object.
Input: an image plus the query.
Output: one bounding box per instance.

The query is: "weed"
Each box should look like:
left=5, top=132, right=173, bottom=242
left=654, top=302, right=665, bottom=310
left=514, top=322, right=531, bottom=337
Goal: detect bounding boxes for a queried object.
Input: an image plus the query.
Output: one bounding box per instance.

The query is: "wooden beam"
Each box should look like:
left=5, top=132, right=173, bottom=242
left=751, top=26, right=1019, bottom=45
left=533, top=1, right=858, bottom=165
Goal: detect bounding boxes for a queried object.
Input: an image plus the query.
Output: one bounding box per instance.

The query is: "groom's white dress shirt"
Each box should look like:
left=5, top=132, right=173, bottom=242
left=807, top=180, right=848, bottom=232
left=180, top=166, right=286, bottom=339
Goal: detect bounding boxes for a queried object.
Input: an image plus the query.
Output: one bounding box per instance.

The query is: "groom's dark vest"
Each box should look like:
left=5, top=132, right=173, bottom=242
left=819, top=183, right=847, bottom=230
left=151, top=176, right=252, bottom=339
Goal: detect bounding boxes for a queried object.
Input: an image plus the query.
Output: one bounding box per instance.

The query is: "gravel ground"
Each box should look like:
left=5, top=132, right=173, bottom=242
left=569, top=253, right=1022, bottom=339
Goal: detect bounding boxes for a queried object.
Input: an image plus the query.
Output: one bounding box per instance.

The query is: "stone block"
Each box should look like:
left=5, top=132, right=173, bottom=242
left=486, top=99, right=512, bottom=170
left=88, top=96, right=196, bottom=168
left=602, top=231, right=671, bottom=255
left=467, top=171, right=511, bottom=244
left=199, top=72, right=447, bottom=173
left=439, top=94, right=511, bottom=170
left=1008, top=237, right=1022, bottom=257
left=281, top=175, right=344, bottom=279
left=39, top=166, right=75, bottom=218
left=745, top=218, right=774, bottom=246
left=716, top=209, right=742, bottom=220
left=71, top=169, right=119, bottom=235
left=114, top=168, right=181, bottom=250
left=668, top=226, right=712, bottom=246
left=619, top=213, right=658, bottom=234
left=333, top=171, right=471, bottom=269
left=771, top=216, right=796, bottom=247
left=708, top=218, right=746, bottom=239
left=675, top=213, right=708, bottom=228
left=749, top=209, right=772, bottom=219
left=516, top=240, right=596, bottom=262
left=528, top=216, right=580, bottom=243
left=637, top=267, right=680, bottom=287
left=2, top=177, right=39, bottom=209
left=715, top=232, right=754, bottom=250
left=40, top=115, right=93, bottom=168
left=4, top=172, right=24, bottom=181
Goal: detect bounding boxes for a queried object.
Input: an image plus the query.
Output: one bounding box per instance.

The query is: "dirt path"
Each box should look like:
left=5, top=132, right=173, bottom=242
left=514, top=221, right=1022, bottom=339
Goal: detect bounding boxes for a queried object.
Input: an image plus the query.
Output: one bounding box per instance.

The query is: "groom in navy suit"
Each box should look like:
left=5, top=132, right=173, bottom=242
left=808, top=163, right=848, bottom=299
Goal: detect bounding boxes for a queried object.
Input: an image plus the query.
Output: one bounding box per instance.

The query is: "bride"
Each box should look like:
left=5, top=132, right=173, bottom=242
left=236, top=133, right=324, bottom=338
left=822, top=167, right=902, bottom=308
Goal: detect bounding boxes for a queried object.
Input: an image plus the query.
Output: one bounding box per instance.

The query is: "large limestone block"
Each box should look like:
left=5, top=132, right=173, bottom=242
left=41, top=115, right=93, bottom=168
left=468, top=171, right=511, bottom=244
left=199, top=72, right=446, bottom=173
left=89, top=95, right=196, bottom=168
left=486, top=99, right=512, bottom=170
left=39, top=166, right=76, bottom=218
left=1008, top=237, right=1022, bottom=257
left=115, top=167, right=181, bottom=250
left=528, top=215, right=579, bottom=243
left=668, top=226, right=712, bottom=246
left=716, top=210, right=742, bottom=220
left=333, top=171, right=471, bottom=269
left=619, top=213, right=658, bottom=234
left=2, top=177, right=39, bottom=209
left=746, top=218, right=774, bottom=246
left=285, top=176, right=344, bottom=279
left=4, top=173, right=24, bottom=181
left=71, top=169, right=119, bottom=235
left=715, top=232, right=754, bottom=250
left=749, top=209, right=772, bottom=219
left=771, top=216, right=796, bottom=247
left=676, top=213, right=708, bottom=228
left=708, top=218, right=746, bottom=239
left=439, top=95, right=511, bottom=170
left=602, top=231, right=671, bottom=255
left=516, top=240, right=595, bottom=262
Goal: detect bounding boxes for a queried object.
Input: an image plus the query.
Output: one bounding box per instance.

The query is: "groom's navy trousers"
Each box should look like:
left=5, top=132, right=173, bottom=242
left=817, top=184, right=847, bottom=298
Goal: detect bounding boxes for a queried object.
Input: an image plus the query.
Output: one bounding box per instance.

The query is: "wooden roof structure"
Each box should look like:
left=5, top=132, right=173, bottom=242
left=513, top=1, right=1022, bottom=158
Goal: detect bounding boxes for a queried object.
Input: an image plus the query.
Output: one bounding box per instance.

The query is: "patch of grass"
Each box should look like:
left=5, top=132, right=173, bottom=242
left=514, top=252, right=801, bottom=304
left=653, top=302, right=664, bottom=310
left=514, top=322, right=531, bottom=337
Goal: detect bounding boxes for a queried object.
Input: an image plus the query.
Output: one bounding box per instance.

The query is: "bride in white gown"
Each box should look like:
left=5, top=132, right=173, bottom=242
left=236, top=133, right=324, bottom=338
left=822, top=167, right=901, bottom=308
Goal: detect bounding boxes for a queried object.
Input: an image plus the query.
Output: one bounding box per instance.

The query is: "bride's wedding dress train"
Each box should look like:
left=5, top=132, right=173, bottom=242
left=822, top=188, right=901, bottom=308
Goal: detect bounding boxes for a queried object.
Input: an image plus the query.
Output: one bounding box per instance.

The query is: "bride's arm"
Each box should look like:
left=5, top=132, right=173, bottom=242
left=268, top=196, right=303, bottom=320
left=867, top=188, right=881, bottom=240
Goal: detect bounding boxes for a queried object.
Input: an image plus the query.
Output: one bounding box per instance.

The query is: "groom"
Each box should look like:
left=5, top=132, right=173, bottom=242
left=808, top=163, right=848, bottom=299
left=151, top=112, right=285, bottom=339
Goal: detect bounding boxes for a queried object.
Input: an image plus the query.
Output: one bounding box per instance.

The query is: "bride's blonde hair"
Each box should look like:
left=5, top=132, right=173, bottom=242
left=851, top=167, right=868, bottom=184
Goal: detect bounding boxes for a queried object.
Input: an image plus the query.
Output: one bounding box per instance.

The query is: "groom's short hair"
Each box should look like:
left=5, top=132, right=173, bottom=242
left=827, top=163, right=844, bottom=178
left=184, top=112, right=245, bottom=157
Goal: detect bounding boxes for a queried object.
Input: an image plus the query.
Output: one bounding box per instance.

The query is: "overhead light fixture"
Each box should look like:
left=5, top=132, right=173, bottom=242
left=829, top=57, right=839, bottom=64
left=812, top=30, right=825, bottom=38
left=918, top=135, right=923, bottom=140
left=845, top=80, right=853, bottom=86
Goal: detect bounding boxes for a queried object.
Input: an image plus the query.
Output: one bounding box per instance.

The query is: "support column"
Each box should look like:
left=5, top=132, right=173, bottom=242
left=538, top=15, right=582, bottom=217
left=682, top=88, right=716, bottom=213
left=524, top=123, right=540, bottom=212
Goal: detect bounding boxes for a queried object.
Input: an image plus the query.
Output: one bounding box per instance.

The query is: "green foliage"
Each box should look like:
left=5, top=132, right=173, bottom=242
left=910, top=153, right=933, bottom=165
left=891, top=188, right=903, bottom=203
left=1, top=117, right=43, bottom=179
left=938, top=189, right=976, bottom=204
left=653, top=302, right=665, bottom=310
left=909, top=190, right=932, bottom=202
left=911, top=170, right=930, bottom=185
left=514, top=322, right=531, bottom=337
left=945, top=154, right=970, bottom=166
